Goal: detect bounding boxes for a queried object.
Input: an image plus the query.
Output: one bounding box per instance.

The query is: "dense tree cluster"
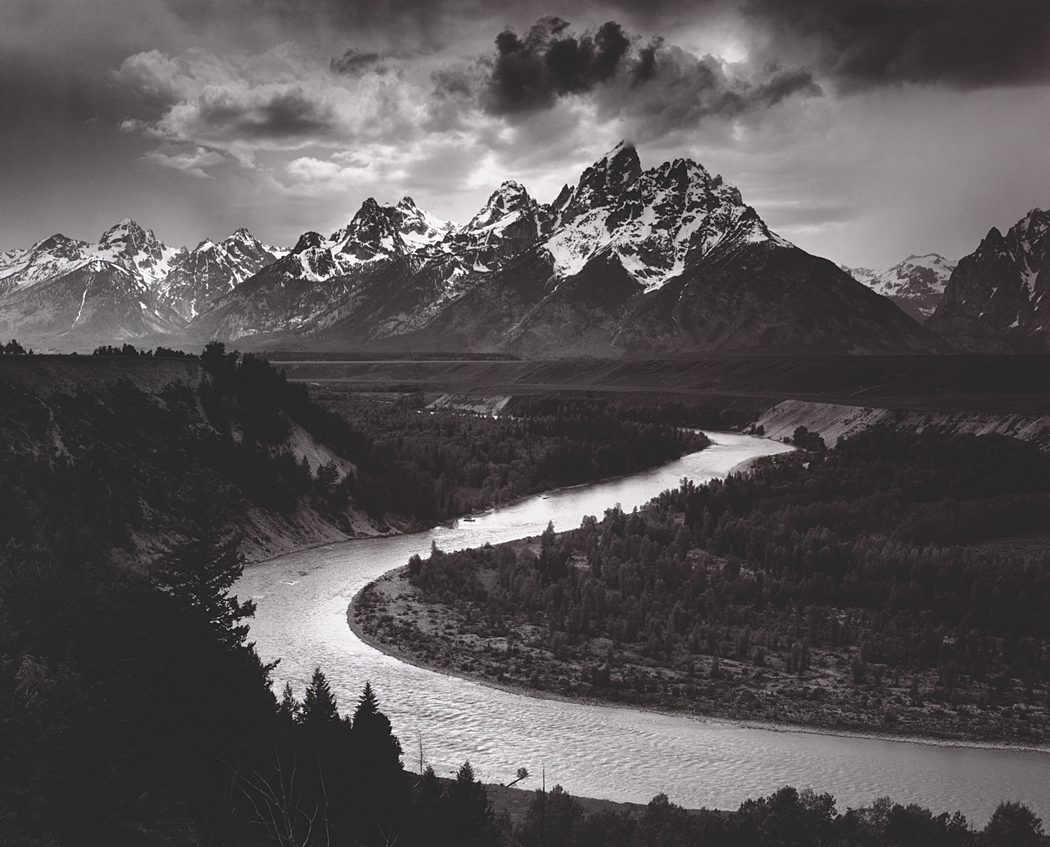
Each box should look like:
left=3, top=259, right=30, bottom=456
left=312, top=389, right=710, bottom=523
left=0, top=338, right=30, bottom=355
left=405, top=428, right=1050, bottom=737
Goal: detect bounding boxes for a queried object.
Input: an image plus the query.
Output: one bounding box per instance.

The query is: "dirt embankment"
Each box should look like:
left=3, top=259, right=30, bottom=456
left=755, top=399, right=1050, bottom=452
left=350, top=565, right=1050, bottom=751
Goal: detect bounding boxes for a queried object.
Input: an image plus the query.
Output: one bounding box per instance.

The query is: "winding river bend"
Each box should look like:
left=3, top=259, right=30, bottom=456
left=235, top=433, right=1050, bottom=825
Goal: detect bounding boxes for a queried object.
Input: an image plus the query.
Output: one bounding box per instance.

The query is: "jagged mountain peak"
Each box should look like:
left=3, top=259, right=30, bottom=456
left=926, top=205, right=1050, bottom=348
left=543, top=143, right=777, bottom=288
left=293, top=232, right=327, bottom=254
left=32, top=233, right=88, bottom=258
left=331, top=198, right=408, bottom=262
left=392, top=196, right=453, bottom=248
left=1020, top=207, right=1050, bottom=229
left=230, top=226, right=259, bottom=242
left=557, top=142, right=642, bottom=226
left=464, top=181, right=537, bottom=233
left=99, top=218, right=156, bottom=249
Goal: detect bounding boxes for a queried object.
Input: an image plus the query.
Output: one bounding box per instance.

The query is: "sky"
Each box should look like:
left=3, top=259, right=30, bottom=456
left=2, top=0, right=1050, bottom=270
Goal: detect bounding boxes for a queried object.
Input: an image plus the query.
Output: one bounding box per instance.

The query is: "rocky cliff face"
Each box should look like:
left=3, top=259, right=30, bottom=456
left=926, top=209, right=1050, bottom=350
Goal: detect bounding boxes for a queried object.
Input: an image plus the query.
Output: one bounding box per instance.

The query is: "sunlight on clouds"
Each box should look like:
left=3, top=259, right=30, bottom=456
left=115, top=44, right=438, bottom=176
left=143, top=147, right=224, bottom=179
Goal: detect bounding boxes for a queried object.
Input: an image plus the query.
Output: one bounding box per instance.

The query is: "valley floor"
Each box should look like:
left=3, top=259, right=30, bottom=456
left=349, top=560, right=1050, bottom=751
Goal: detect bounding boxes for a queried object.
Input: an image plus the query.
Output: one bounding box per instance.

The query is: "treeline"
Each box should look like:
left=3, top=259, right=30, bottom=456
left=0, top=345, right=713, bottom=559
left=510, top=783, right=1046, bottom=847
left=92, top=342, right=197, bottom=358
left=504, top=395, right=759, bottom=432
left=407, top=428, right=1050, bottom=730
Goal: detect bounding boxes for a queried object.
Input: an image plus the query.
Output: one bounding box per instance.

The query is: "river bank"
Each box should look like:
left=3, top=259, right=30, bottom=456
left=349, top=563, right=1050, bottom=751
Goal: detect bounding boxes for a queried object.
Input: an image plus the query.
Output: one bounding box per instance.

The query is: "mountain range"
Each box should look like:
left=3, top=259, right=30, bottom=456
left=1, top=144, right=1046, bottom=356
left=0, top=223, right=283, bottom=346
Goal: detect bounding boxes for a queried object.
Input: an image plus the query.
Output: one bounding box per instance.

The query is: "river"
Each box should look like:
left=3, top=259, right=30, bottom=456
left=234, top=432, right=1050, bottom=825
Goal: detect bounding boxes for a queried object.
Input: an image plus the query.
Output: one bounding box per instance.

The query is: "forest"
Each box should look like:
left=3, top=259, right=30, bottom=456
left=367, top=428, right=1050, bottom=744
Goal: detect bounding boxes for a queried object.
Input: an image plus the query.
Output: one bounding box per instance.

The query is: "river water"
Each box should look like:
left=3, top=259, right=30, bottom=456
left=235, top=432, right=1050, bottom=824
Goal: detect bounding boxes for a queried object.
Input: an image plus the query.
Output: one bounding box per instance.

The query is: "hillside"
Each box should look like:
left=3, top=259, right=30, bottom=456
left=0, top=354, right=392, bottom=565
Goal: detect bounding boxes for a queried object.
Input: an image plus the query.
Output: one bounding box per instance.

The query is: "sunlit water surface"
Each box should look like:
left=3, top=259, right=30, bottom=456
left=236, top=433, right=1050, bottom=824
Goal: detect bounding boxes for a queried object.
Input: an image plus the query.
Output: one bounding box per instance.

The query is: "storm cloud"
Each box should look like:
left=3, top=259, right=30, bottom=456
left=744, top=0, right=1050, bottom=90
left=481, top=17, right=631, bottom=114
left=466, top=17, right=821, bottom=128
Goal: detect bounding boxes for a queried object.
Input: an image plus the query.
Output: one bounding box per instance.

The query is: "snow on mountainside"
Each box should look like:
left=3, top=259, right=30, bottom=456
left=157, top=228, right=282, bottom=321
left=543, top=142, right=788, bottom=291
left=94, top=219, right=183, bottom=287
left=926, top=208, right=1050, bottom=350
left=410, top=143, right=935, bottom=356
left=0, top=235, right=93, bottom=296
left=441, top=181, right=548, bottom=274
left=844, top=254, right=956, bottom=322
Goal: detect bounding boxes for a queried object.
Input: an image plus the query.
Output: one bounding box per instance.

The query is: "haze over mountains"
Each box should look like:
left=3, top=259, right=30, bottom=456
left=1, top=144, right=1046, bottom=356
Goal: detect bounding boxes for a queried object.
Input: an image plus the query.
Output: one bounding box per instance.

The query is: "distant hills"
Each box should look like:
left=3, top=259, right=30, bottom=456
left=2, top=145, right=1047, bottom=356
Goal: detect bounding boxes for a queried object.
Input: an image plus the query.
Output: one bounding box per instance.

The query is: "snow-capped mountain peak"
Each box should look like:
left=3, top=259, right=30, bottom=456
left=464, top=182, right=535, bottom=233
left=439, top=182, right=547, bottom=273
left=555, top=141, right=642, bottom=227
left=330, top=198, right=410, bottom=264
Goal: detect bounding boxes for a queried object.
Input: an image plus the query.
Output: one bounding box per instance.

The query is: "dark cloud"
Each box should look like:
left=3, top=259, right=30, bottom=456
left=746, top=0, right=1050, bottom=90
left=599, top=43, right=821, bottom=138
left=482, top=17, right=633, bottom=115
left=468, top=18, right=821, bottom=130
left=331, top=49, right=385, bottom=75
left=198, top=88, right=337, bottom=140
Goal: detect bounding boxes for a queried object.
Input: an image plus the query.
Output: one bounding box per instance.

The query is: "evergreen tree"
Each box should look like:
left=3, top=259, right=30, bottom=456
left=352, top=681, right=403, bottom=773
left=301, top=667, right=339, bottom=728
left=443, top=761, right=493, bottom=846
left=982, top=801, right=1046, bottom=847
left=153, top=519, right=253, bottom=648
left=277, top=681, right=301, bottom=725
